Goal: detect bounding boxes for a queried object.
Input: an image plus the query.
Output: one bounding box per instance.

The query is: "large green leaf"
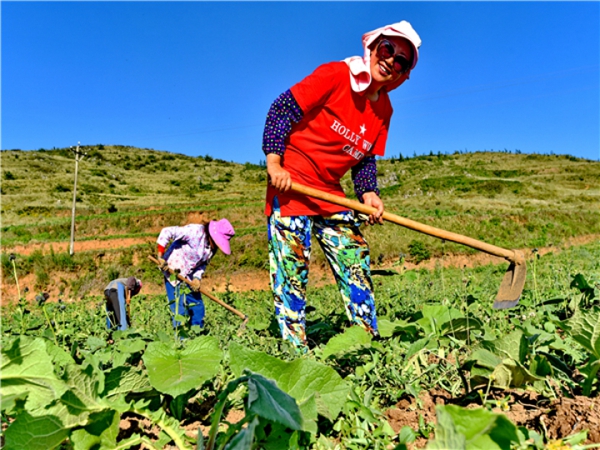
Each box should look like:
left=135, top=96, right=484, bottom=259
left=321, top=326, right=371, bottom=359
left=570, top=273, right=596, bottom=301
left=439, top=317, right=483, bottom=340
left=405, top=337, right=430, bottom=360
left=102, top=366, right=153, bottom=398
left=3, top=412, right=69, bottom=450
left=229, top=343, right=349, bottom=424
left=62, top=363, right=104, bottom=410
left=565, top=306, right=600, bottom=359
left=417, top=305, right=463, bottom=336
left=142, top=336, right=223, bottom=397
left=427, top=405, right=519, bottom=450
left=35, top=363, right=109, bottom=430
left=115, top=338, right=147, bottom=355
left=70, top=409, right=120, bottom=450
left=484, top=330, right=528, bottom=363
left=1, top=337, right=68, bottom=411
left=468, top=338, right=541, bottom=388
left=468, top=348, right=503, bottom=370
left=427, top=405, right=466, bottom=450
left=377, top=319, right=418, bottom=338
left=45, top=341, right=76, bottom=367
left=246, top=372, right=303, bottom=431
left=491, top=359, right=542, bottom=388
left=5, top=361, right=113, bottom=449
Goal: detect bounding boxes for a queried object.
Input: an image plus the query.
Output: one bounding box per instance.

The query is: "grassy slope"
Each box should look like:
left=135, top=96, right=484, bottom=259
left=2, top=145, right=599, bottom=296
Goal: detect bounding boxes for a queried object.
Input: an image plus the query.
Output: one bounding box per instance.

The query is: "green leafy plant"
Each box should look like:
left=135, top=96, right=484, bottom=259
left=408, top=240, right=431, bottom=264
left=427, top=405, right=520, bottom=450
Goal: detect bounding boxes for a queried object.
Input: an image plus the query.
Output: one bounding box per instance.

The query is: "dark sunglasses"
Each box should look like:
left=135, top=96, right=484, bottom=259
left=376, top=39, right=411, bottom=74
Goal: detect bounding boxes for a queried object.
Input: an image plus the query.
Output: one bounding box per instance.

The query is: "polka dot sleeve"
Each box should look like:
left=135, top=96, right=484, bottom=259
left=351, top=156, right=380, bottom=200
left=262, top=90, right=304, bottom=156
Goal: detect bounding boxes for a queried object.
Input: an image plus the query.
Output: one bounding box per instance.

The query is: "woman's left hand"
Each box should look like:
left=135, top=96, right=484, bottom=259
left=362, top=192, right=384, bottom=225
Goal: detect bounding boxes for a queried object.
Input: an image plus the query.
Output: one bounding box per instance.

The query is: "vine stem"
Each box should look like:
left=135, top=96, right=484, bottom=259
left=42, top=305, right=59, bottom=346
left=483, top=375, right=494, bottom=406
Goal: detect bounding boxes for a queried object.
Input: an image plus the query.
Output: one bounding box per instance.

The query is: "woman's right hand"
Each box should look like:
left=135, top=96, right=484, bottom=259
left=266, top=154, right=292, bottom=192
left=157, top=256, right=169, bottom=271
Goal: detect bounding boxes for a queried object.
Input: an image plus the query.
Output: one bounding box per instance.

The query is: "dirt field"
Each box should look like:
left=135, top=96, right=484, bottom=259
left=3, top=234, right=599, bottom=304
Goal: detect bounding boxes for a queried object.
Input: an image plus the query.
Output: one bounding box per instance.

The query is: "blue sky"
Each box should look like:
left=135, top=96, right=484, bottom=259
left=2, top=1, right=599, bottom=163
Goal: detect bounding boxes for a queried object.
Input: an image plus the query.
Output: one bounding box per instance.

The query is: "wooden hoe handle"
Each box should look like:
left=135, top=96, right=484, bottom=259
left=147, top=255, right=248, bottom=321
left=291, top=182, right=523, bottom=264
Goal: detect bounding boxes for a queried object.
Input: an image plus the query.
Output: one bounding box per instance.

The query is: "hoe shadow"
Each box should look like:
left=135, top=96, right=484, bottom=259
left=371, top=269, right=401, bottom=276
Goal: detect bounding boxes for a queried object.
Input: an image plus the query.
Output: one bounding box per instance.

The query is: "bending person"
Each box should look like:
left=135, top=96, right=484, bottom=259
left=156, top=218, right=235, bottom=328
left=104, top=276, right=142, bottom=330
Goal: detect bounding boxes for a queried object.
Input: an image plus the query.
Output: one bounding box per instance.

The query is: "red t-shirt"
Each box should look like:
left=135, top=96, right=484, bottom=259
left=265, top=61, right=393, bottom=217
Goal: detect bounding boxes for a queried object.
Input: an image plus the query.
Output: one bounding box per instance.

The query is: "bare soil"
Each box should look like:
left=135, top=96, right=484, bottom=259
left=113, top=386, right=600, bottom=447
left=385, top=389, right=600, bottom=448
left=117, top=408, right=245, bottom=449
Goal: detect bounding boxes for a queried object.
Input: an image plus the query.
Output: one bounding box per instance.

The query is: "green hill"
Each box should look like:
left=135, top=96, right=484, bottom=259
left=2, top=145, right=599, bottom=297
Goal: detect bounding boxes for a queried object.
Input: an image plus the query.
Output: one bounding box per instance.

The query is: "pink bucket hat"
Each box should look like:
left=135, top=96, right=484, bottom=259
left=344, top=20, right=422, bottom=94
left=208, top=219, right=235, bottom=255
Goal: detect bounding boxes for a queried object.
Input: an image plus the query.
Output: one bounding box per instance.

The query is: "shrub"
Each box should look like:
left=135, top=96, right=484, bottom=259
left=475, top=180, right=505, bottom=196
left=216, top=172, right=233, bottom=183
left=35, top=267, right=50, bottom=290
left=3, top=171, right=15, bottom=180
left=80, top=183, right=103, bottom=194
left=53, top=184, right=71, bottom=193
left=16, top=206, right=52, bottom=216
left=198, top=183, right=214, bottom=191
left=408, top=240, right=430, bottom=264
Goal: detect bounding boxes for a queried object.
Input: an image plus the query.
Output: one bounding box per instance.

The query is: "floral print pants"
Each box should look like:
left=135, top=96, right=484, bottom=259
left=268, top=199, right=379, bottom=351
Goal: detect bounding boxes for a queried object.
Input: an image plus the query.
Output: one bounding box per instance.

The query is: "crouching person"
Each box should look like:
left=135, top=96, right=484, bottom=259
left=104, top=276, right=142, bottom=330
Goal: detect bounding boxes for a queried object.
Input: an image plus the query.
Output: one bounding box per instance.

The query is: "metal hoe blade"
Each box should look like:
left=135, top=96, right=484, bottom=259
left=493, top=250, right=527, bottom=309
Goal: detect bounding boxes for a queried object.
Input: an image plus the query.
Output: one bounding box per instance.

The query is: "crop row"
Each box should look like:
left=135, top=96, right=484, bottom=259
left=2, top=241, right=599, bottom=449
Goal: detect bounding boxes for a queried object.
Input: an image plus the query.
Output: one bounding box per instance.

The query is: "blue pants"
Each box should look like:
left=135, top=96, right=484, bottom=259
left=165, top=280, right=205, bottom=328
left=105, top=284, right=129, bottom=331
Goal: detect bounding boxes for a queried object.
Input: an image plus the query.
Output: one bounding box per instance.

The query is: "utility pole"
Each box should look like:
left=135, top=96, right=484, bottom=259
left=69, top=142, right=87, bottom=256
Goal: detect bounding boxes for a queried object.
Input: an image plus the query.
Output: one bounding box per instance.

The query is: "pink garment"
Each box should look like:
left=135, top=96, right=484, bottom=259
left=344, top=21, right=422, bottom=94
left=208, top=219, right=235, bottom=255
left=156, top=224, right=215, bottom=286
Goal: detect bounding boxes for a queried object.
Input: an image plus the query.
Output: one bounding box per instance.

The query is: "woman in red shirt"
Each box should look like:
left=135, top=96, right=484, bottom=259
left=262, top=21, right=421, bottom=353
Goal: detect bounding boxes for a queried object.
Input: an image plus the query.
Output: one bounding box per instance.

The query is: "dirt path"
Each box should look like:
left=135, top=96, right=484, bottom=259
left=5, top=236, right=156, bottom=256
left=2, top=234, right=599, bottom=304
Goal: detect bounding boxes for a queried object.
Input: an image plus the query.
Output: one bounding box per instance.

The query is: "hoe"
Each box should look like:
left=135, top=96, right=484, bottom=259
left=291, top=182, right=526, bottom=309
left=148, top=255, right=249, bottom=333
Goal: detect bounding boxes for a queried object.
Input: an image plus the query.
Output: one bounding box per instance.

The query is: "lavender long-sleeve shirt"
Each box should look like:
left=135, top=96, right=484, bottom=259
left=156, top=224, right=215, bottom=285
